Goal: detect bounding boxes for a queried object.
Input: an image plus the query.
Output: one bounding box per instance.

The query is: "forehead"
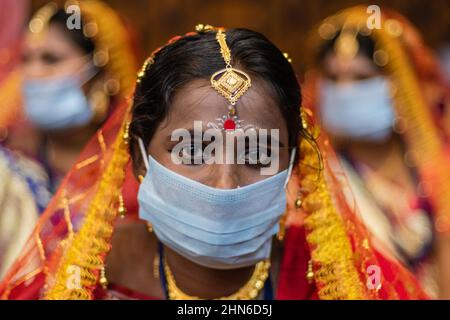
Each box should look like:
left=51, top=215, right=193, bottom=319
left=163, top=78, right=287, bottom=131
left=24, top=24, right=83, bottom=55
left=323, top=52, right=378, bottom=75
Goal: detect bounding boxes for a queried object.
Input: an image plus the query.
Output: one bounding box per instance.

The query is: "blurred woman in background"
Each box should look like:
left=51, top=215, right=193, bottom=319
left=0, top=0, right=138, bottom=280
left=4, top=0, right=138, bottom=211
left=0, top=0, right=40, bottom=280
left=304, top=6, right=450, bottom=298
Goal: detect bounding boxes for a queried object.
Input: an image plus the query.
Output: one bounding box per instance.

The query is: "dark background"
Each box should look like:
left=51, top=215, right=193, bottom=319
left=30, top=0, right=450, bottom=72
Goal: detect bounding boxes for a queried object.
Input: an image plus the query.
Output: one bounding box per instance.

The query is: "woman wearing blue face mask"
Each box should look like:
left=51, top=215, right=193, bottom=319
left=0, top=0, right=43, bottom=281
left=0, top=25, right=427, bottom=300
left=3, top=1, right=137, bottom=207
left=306, top=6, right=450, bottom=298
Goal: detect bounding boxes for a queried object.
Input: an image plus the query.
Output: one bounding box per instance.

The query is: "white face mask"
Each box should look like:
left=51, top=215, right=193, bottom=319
left=22, top=63, right=97, bottom=130
left=137, top=138, right=296, bottom=270
left=319, top=77, right=395, bottom=142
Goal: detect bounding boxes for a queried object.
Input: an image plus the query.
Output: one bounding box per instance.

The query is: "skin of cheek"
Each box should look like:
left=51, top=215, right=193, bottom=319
left=138, top=79, right=290, bottom=187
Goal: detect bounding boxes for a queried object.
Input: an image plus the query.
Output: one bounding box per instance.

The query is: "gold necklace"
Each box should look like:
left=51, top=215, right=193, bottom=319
left=164, top=259, right=271, bottom=300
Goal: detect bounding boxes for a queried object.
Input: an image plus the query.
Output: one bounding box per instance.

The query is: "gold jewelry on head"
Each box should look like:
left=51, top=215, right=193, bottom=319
left=195, top=24, right=215, bottom=33
left=334, top=29, right=359, bottom=61
left=211, top=29, right=251, bottom=106
left=136, top=56, right=155, bottom=84
left=210, top=29, right=251, bottom=132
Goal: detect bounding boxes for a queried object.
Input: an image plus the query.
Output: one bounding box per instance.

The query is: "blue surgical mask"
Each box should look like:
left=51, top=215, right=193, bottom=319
left=319, top=77, right=395, bottom=141
left=137, top=140, right=296, bottom=270
left=22, top=67, right=96, bottom=130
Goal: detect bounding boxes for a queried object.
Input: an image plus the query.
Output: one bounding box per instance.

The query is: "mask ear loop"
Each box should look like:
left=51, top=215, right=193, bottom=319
left=138, top=137, right=150, bottom=171
left=78, top=54, right=100, bottom=85
left=284, top=147, right=297, bottom=188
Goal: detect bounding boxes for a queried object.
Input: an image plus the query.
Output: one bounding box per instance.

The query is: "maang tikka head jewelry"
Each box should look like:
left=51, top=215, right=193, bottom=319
left=208, top=29, right=252, bottom=132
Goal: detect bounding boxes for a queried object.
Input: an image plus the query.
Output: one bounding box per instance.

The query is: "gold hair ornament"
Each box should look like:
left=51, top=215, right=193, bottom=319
left=209, top=29, right=251, bottom=132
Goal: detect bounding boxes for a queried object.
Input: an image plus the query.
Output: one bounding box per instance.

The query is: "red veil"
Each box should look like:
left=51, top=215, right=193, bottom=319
left=0, top=0, right=27, bottom=131
left=0, top=23, right=428, bottom=299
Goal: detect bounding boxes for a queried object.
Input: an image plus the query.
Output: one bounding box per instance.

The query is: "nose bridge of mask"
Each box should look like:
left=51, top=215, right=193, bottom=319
left=321, top=78, right=389, bottom=114
left=23, top=61, right=98, bottom=95
left=137, top=137, right=296, bottom=189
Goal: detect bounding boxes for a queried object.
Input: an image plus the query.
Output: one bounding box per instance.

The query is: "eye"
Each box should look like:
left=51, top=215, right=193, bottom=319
left=239, top=146, right=272, bottom=168
left=354, top=74, right=375, bottom=81
left=326, top=74, right=338, bottom=82
left=179, top=143, right=204, bottom=165
left=41, top=52, right=63, bottom=65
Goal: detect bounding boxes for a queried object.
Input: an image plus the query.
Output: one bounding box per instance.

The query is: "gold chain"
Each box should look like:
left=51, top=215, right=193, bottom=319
left=216, top=29, right=231, bottom=67
left=164, top=259, right=271, bottom=300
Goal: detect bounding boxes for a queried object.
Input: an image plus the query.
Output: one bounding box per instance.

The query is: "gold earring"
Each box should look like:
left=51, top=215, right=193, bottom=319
left=147, top=222, right=153, bottom=233
left=153, top=252, right=160, bottom=279
left=295, top=192, right=303, bottom=209
left=99, top=265, right=108, bottom=289
left=277, top=212, right=287, bottom=241
left=118, top=193, right=126, bottom=218
left=123, top=121, right=131, bottom=145
left=306, top=259, right=314, bottom=284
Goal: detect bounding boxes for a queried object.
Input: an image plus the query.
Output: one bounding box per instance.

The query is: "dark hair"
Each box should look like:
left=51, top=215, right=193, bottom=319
left=49, top=9, right=96, bottom=55
left=129, top=28, right=302, bottom=169
left=318, top=30, right=376, bottom=63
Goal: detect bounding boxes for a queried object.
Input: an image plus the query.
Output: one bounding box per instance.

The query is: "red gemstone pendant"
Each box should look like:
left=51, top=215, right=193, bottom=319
left=223, top=119, right=236, bottom=130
